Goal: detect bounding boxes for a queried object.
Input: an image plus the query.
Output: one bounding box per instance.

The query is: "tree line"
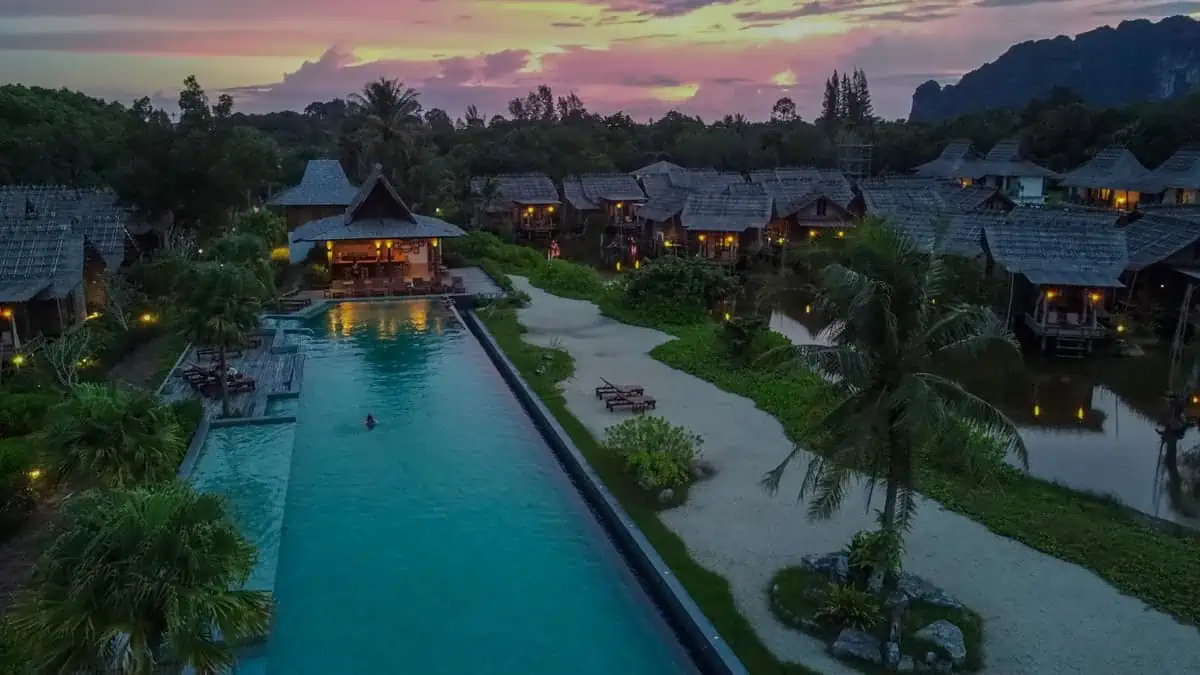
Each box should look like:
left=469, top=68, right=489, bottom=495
left=1, top=75, right=1199, bottom=233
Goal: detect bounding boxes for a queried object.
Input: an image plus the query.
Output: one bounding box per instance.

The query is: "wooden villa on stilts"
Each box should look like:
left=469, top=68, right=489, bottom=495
left=560, top=173, right=646, bottom=233
left=982, top=209, right=1128, bottom=357
left=677, top=185, right=773, bottom=267
left=268, top=159, right=358, bottom=263
left=1059, top=146, right=1165, bottom=211
left=1151, top=146, right=1200, bottom=206
left=470, top=173, right=561, bottom=239
left=291, top=165, right=466, bottom=294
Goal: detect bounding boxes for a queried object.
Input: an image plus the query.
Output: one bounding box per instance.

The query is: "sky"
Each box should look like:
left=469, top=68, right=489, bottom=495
left=0, top=0, right=1194, bottom=121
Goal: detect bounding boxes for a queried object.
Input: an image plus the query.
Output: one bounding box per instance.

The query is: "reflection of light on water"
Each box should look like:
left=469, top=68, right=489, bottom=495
left=408, top=302, right=429, bottom=331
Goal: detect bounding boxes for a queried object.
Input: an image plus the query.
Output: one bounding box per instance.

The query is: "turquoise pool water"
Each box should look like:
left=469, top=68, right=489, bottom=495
left=189, top=423, right=295, bottom=592
left=264, top=300, right=695, bottom=674
left=263, top=396, right=299, bottom=417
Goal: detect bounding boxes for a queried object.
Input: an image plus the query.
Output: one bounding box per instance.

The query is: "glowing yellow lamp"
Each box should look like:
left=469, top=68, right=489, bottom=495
left=804, top=304, right=812, bottom=314
left=723, top=312, right=731, bottom=321
left=386, top=240, right=393, bottom=249
left=664, top=240, right=673, bottom=248
left=375, top=241, right=382, bottom=250
left=1116, top=323, right=1126, bottom=333
left=1088, top=292, right=1100, bottom=303
left=27, top=469, right=41, bottom=480
left=635, top=260, right=640, bottom=270
left=616, top=261, right=622, bottom=272
left=432, top=238, right=439, bottom=248
left=325, top=240, right=333, bottom=251
left=1076, top=407, right=1085, bottom=421
left=0, top=308, right=10, bottom=318
left=725, top=235, right=734, bottom=245
left=809, top=229, right=818, bottom=238
left=698, top=234, right=707, bottom=242
left=1046, top=290, right=1057, bottom=300
left=1033, top=404, right=1041, bottom=417
left=548, top=206, right=556, bottom=213
left=11, top=354, right=24, bottom=367
left=837, top=231, right=845, bottom=238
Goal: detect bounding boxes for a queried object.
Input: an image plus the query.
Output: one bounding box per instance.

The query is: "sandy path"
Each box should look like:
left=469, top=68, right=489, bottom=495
left=509, top=276, right=1200, bottom=675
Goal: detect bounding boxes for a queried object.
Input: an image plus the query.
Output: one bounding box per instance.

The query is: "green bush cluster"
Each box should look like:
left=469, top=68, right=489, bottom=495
left=0, top=392, right=59, bottom=437
left=0, top=435, right=40, bottom=539
left=619, top=257, right=737, bottom=325
left=814, top=583, right=883, bottom=631
left=602, top=415, right=703, bottom=491
left=527, top=259, right=606, bottom=301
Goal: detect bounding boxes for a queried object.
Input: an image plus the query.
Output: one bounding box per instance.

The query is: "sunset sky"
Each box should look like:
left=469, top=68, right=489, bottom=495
left=0, top=1, right=1191, bottom=121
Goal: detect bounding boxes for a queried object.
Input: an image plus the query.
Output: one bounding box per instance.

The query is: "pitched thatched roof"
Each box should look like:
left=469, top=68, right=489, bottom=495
left=0, top=185, right=130, bottom=268
left=749, top=167, right=824, bottom=183
left=293, top=165, right=465, bottom=242
left=632, top=160, right=685, bottom=176
left=637, top=185, right=691, bottom=222
left=268, top=160, right=357, bottom=207
left=680, top=190, right=772, bottom=232
left=984, top=208, right=1128, bottom=287
left=882, top=211, right=1000, bottom=257
left=0, top=224, right=84, bottom=302
left=669, top=169, right=746, bottom=192
left=1058, top=146, right=1164, bottom=193
left=470, top=173, right=560, bottom=212
left=562, top=174, right=646, bottom=209
left=761, top=177, right=855, bottom=218
left=963, top=138, right=1058, bottom=179
left=1123, top=212, right=1200, bottom=271
left=912, top=140, right=976, bottom=178
left=859, top=177, right=1007, bottom=217
left=1152, top=146, right=1200, bottom=190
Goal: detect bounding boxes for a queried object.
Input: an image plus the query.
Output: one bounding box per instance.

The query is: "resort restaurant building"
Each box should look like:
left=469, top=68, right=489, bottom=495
left=292, top=165, right=465, bottom=285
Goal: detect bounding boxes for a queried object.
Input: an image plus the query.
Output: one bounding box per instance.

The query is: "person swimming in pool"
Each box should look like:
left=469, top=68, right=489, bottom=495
left=365, top=413, right=377, bottom=430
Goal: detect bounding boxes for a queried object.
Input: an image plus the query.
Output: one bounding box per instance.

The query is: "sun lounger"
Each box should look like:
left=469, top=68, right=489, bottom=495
left=595, top=383, right=644, bottom=399
left=606, top=394, right=656, bottom=412
left=411, top=277, right=430, bottom=294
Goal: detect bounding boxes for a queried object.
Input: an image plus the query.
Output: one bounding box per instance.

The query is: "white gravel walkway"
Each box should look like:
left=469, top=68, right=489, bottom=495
left=508, top=277, right=1200, bottom=675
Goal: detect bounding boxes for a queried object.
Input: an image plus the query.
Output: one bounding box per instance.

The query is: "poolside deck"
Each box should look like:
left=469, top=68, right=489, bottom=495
left=160, top=340, right=302, bottom=419
left=290, top=266, right=503, bottom=309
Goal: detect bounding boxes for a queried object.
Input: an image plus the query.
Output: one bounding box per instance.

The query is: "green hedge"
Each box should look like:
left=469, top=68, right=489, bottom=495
left=0, top=392, right=60, bottom=438
left=652, top=326, right=1200, bottom=627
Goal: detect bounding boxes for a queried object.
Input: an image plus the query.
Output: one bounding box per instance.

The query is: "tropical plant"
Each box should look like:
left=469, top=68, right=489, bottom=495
left=234, top=209, right=287, bottom=247
left=602, top=415, right=703, bottom=490
left=32, top=326, right=93, bottom=390
left=102, top=271, right=141, bottom=332
left=38, top=383, right=185, bottom=488
left=845, top=527, right=904, bottom=588
left=10, top=484, right=272, bottom=674
left=620, top=256, right=737, bottom=324
left=0, top=435, right=40, bottom=537
left=175, top=262, right=263, bottom=418
left=720, top=315, right=771, bottom=367
left=348, top=77, right=424, bottom=184
left=814, top=583, right=883, bottom=631
left=762, top=223, right=1027, bottom=651
left=205, top=232, right=275, bottom=300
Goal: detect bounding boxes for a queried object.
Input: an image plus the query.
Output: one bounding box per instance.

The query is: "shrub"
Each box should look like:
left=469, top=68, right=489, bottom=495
left=602, top=415, right=702, bottom=490
left=0, top=392, right=59, bottom=437
left=303, top=263, right=331, bottom=288
left=720, top=315, right=780, bottom=367
left=814, top=583, right=883, bottom=631
left=0, top=435, right=40, bottom=538
left=845, top=528, right=904, bottom=587
left=529, top=259, right=606, bottom=301
left=446, top=231, right=544, bottom=271
left=620, top=257, right=737, bottom=324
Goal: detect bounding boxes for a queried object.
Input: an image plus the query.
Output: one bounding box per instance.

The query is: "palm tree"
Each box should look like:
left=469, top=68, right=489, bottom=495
left=349, top=78, right=423, bottom=178
left=175, top=262, right=263, bottom=418
left=10, top=484, right=271, bottom=673
left=40, top=383, right=186, bottom=488
left=763, top=223, right=1027, bottom=625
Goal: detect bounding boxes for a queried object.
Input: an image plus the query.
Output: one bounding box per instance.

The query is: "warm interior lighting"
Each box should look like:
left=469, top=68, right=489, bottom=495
left=431, top=238, right=439, bottom=248
left=1045, top=290, right=1057, bottom=300
left=725, top=235, right=734, bottom=245
left=1191, top=395, right=1199, bottom=405
left=1088, top=292, right=1101, bottom=303
left=548, top=206, right=556, bottom=213
left=270, top=246, right=289, bottom=261
left=1033, top=404, right=1041, bottom=417
left=386, top=240, right=393, bottom=249
left=325, top=241, right=333, bottom=250
left=616, top=202, right=623, bottom=208
left=1076, top=407, right=1085, bottom=421
left=527, top=207, right=534, bottom=214
left=375, top=241, right=382, bottom=250
left=836, top=231, right=845, bottom=238
left=26, top=469, right=41, bottom=481
left=0, top=308, right=10, bottom=318
left=698, top=234, right=707, bottom=242
left=11, top=354, right=24, bottom=367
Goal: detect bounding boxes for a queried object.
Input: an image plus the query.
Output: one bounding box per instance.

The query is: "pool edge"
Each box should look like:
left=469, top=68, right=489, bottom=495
left=456, top=302, right=748, bottom=675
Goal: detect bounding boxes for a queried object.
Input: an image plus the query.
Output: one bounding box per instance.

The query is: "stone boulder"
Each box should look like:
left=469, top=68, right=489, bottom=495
left=800, top=552, right=849, bottom=585
left=898, top=573, right=965, bottom=610
left=914, top=619, right=967, bottom=667
left=829, top=628, right=882, bottom=665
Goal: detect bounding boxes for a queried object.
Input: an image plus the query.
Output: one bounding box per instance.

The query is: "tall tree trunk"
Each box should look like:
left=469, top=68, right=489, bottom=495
left=218, top=346, right=231, bottom=418
left=878, top=427, right=904, bottom=669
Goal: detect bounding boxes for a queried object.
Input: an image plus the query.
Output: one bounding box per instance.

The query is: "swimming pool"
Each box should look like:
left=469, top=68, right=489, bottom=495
left=262, top=300, right=696, bottom=674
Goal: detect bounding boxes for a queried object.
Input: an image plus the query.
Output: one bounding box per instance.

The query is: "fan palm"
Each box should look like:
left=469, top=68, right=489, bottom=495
left=763, top=223, right=1027, bottom=610
left=10, top=484, right=271, bottom=674
left=175, top=262, right=263, bottom=418
left=40, top=383, right=185, bottom=488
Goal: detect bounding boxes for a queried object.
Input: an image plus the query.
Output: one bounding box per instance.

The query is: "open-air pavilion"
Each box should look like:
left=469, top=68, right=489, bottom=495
left=292, top=165, right=466, bottom=296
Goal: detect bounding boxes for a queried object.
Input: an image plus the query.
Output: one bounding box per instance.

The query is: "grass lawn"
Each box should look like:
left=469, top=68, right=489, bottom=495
left=477, top=307, right=821, bottom=675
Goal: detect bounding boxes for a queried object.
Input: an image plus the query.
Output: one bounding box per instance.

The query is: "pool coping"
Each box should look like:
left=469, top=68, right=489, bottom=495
left=456, top=301, right=747, bottom=675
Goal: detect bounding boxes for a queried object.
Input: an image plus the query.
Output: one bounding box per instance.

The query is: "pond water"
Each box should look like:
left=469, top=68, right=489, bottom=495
left=766, top=297, right=1200, bottom=531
